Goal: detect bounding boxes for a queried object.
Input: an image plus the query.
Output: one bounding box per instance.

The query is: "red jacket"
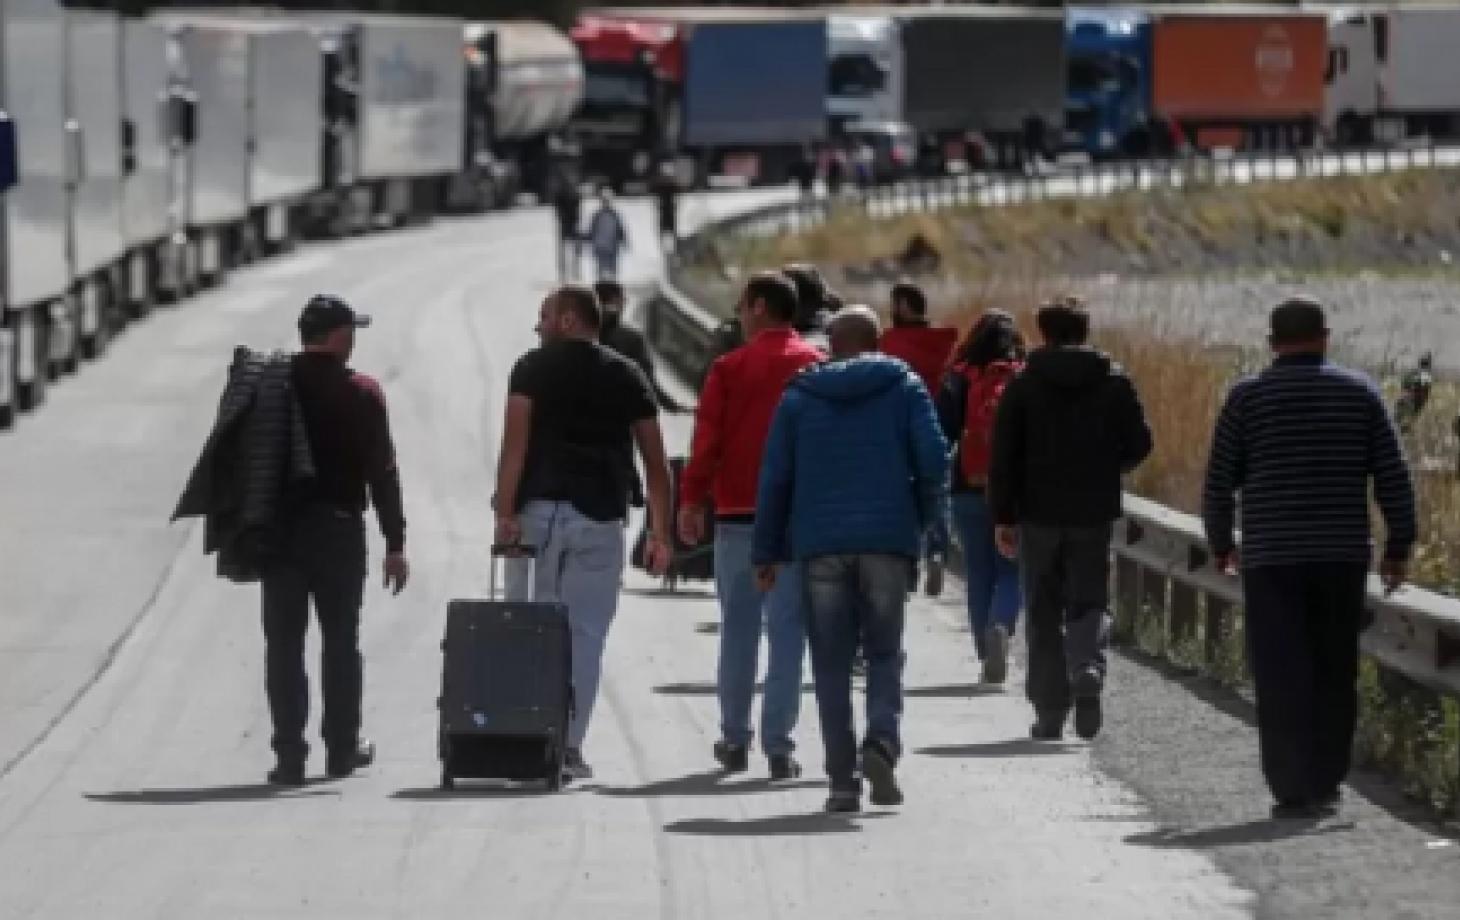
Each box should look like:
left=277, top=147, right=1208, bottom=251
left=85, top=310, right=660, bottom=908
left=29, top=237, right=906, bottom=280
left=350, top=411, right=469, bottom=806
left=880, top=325, right=958, bottom=395
left=682, top=328, right=824, bottom=516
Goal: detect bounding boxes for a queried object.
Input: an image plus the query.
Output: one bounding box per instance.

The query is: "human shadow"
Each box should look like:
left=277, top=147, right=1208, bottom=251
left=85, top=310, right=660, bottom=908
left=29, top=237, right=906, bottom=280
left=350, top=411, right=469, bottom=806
left=654, top=681, right=816, bottom=696
left=622, top=587, right=718, bottom=601
left=597, top=769, right=822, bottom=799
left=665, top=811, right=891, bottom=837
left=904, top=683, right=1005, bottom=699
left=1126, top=817, right=1358, bottom=849
left=694, top=621, right=720, bottom=635
left=85, top=783, right=339, bottom=804
left=916, top=738, right=1082, bottom=758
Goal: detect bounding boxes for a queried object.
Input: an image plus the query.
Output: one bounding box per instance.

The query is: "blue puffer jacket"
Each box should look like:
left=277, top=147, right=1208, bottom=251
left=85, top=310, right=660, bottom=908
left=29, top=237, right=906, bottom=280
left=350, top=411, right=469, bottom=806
left=753, top=354, right=949, bottom=564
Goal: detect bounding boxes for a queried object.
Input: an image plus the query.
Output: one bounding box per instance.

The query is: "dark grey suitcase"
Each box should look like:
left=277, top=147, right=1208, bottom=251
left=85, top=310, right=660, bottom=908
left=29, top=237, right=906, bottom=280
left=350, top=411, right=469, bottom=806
left=437, top=545, right=572, bottom=791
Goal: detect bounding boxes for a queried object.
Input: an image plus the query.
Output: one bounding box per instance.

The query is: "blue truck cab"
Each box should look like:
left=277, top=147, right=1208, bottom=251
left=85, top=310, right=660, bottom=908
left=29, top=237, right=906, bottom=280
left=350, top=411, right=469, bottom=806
left=1065, top=8, right=1152, bottom=158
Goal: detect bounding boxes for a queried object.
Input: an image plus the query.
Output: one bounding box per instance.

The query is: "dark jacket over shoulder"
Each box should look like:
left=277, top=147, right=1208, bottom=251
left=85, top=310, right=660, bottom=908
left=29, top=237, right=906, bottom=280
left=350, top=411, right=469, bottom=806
left=988, top=346, right=1152, bottom=528
left=173, top=348, right=316, bottom=582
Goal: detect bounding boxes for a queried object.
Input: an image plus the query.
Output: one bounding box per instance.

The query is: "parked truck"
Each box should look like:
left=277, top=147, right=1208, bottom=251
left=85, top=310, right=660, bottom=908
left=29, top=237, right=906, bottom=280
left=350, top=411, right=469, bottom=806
left=572, top=8, right=826, bottom=187
left=1065, top=7, right=1327, bottom=157
left=1322, top=4, right=1460, bottom=146
left=450, top=20, right=584, bottom=211
left=827, top=7, right=1066, bottom=169
left=1, top=0, right=69, bottom=421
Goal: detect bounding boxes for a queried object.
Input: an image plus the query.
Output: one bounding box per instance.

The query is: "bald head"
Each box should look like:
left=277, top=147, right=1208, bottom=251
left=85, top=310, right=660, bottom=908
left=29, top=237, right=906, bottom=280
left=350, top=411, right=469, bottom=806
left=828, top=305, right=881, bottom=359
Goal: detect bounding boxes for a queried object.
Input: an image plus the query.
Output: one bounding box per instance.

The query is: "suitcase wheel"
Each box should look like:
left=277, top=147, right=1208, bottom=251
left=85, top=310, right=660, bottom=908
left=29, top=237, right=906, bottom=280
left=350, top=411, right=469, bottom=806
left=441, top=769, right=455, bottom=792
left=546, top=770, right=563, bottom=792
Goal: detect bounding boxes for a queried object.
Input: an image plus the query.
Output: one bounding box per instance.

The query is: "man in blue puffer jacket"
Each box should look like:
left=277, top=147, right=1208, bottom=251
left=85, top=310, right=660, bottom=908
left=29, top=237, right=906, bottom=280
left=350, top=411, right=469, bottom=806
left=753, top=306, right=949, bottom=814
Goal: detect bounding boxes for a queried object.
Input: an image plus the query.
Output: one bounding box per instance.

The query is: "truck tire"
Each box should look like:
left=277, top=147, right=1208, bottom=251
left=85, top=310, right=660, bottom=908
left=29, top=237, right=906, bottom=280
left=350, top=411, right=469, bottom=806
left=16, top=307, right=50, bottom=413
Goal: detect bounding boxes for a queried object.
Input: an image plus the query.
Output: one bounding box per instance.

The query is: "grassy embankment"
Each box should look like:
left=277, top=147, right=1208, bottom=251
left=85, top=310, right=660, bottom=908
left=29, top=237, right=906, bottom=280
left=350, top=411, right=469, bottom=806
left=694, top=170, right=1460, bottom=814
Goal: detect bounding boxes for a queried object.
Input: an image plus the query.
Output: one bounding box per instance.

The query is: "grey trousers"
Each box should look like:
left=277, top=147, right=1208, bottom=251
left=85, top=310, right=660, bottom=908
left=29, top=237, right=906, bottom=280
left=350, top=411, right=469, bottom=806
left=1019, top=523, right=1113, bottom=715
left=513, top=500, right=626, bottom=749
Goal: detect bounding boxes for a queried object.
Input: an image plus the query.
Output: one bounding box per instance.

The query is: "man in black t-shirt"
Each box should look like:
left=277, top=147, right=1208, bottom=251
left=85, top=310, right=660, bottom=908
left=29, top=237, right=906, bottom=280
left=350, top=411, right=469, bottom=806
left=494, top=284, right=673, bottom=780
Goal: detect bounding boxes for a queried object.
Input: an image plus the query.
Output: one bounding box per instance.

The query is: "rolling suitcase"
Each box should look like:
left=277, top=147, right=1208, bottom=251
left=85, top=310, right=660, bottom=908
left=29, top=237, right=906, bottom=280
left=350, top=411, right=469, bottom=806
left=437, top=544, right=573, bottom=791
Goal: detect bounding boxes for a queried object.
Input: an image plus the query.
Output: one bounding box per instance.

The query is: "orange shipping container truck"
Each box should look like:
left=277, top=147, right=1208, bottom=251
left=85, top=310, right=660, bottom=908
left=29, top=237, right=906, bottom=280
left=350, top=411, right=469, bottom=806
left=1151, top=9, right=1327, bottom=148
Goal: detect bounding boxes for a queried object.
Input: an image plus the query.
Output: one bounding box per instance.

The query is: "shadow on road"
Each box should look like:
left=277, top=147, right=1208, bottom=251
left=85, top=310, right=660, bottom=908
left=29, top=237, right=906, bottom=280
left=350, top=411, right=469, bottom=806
left=597, top=769, right=822, bottom=798
left=1126, top=817, right=1358, bottom=849
left=391, top=783, right=595, bottom=801
left=654, top=681, right=816, bottom=696
left=904, top=683, right=1005, bottom=699
left=917, top=738, right=1083, bottom=758
left=622, top=587, right=717, bottom=601
left=85, top=783, right=339, bottom=804
left=665, top=811, right=891, bottom=836
left=694, top=621, right=720, bottom=635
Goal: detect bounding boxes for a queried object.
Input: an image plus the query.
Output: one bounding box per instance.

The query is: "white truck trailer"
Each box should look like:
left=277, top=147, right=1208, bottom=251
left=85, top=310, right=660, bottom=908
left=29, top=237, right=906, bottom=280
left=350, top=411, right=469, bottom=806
left=1323, top=4, right=1460, bottom=145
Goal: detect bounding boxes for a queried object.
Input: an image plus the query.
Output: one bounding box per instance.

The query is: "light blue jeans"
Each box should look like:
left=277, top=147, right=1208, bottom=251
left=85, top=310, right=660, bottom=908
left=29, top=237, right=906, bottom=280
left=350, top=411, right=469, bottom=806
left=714, top=521, right=805, bottom=756
left=952, top=492, right=1022, bottom=659
left=512, top=500, right=626, bottom=749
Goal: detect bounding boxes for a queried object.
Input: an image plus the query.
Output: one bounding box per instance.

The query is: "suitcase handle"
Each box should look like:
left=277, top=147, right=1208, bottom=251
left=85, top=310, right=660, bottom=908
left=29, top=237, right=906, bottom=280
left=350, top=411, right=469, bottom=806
left=489, top=542, right=537, bottom=602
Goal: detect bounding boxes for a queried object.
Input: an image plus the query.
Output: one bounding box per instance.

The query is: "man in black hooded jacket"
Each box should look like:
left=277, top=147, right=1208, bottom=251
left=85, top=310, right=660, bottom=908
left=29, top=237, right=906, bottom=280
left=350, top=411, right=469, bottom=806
left=988, top=296, right=1152, bottom=744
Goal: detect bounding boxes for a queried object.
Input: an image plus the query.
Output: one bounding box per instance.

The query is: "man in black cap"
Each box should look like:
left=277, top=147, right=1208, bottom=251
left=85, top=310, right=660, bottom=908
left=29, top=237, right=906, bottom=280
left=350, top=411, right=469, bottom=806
left=262, top=295, right=410, bottom=786
left=1203, top=296, right=1415, bottom=819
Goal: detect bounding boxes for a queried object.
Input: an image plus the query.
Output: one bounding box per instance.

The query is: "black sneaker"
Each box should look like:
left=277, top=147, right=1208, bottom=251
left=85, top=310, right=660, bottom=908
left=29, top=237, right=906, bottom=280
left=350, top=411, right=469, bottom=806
left=1072, top=670, right=1103, bottom=741
left=326, top=738, right=376, bottom=779
left=768, top=754, right=802, bottom=781
left=982, top=625, right=1009, bottom=685
left=1314, top=789, right=1341, bottom=817
left=1271, top=799, right=1322, bottom=821
left=825, top=790, right=861, bottom=813
left=713, top=740, right=749, bottom=773
left=1030, top=710, right=1066, bottom=741
left=862, top=740, right=903, bottom=807
left=267, top=761, right=306, bottom=787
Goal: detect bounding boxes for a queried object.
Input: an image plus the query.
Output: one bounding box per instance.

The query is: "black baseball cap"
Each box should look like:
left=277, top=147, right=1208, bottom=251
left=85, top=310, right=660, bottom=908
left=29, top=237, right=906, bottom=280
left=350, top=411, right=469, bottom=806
left=298, top=294, right=370, bottom=339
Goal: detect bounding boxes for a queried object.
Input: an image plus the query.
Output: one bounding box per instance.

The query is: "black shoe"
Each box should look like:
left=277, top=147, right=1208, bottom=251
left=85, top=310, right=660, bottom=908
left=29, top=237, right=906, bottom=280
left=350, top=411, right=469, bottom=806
left=1030, top=710, right=1066, bottom=741
left=713, top=740, right=749, bottom=773
left=1314, top=789, right=1341, bottom=817
left=1072, top=670, right=1103, bottom=741
left=326, top=738, right=376, bottom=779
left=1271, top=799, right=1323, bottom=821
left=267, top=761, right=306, bottom=787
left=862, top=740, right=903, bottom=807
left=825, top=790, right=861, bottom=813
left=982, top=625, right=1009, bottom=685
left=768, top=754, right=802, bottom=781
left=924, top=555, right=945, bottom=598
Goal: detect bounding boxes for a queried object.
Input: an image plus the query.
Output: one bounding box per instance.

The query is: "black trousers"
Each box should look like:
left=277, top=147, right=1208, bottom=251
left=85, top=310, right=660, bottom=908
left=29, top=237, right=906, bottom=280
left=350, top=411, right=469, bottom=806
left=260, top=506, right=367, bottom=763
left=1242, top=562, right=1367, bottom=805
left=1021, top=523, right=1114, bottom=716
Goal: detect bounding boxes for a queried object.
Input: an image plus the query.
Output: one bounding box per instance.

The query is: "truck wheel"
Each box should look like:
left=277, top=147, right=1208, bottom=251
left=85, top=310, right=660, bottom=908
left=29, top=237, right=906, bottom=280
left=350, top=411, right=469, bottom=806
left=16, top=309, right=50, bottom=413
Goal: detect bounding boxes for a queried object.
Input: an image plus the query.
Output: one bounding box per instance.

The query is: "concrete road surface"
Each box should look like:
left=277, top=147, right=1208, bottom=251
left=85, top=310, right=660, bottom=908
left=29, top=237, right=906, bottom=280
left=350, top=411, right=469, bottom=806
left=0, top=190, right=1395, bottom=917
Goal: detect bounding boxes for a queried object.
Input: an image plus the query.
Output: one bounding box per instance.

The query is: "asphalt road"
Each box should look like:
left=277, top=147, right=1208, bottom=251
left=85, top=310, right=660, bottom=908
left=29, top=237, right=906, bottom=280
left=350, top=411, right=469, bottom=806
left=0, top=188, right=1446, bottom=918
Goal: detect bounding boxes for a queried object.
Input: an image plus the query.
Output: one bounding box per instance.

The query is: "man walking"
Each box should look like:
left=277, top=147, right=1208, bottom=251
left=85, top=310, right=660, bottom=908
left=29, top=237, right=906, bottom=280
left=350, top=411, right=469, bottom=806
left=1202, top=297, right=1415, bottom=820
left=680, top=271, right=823, bottom=779
left=494, top=285, right=674, bottom=780
left=587, top=189, right=629, bottom=282
left=988, top=296, right=1152, bottom=742
left=755, top=307, right=948, bottom=812
left=878, top=281, right=957, bottom=596
left=595, top=280, right=678, bottom=412
left=553, top=175, right=583, bottom=281
left=264, top=295, right=410, bottom=785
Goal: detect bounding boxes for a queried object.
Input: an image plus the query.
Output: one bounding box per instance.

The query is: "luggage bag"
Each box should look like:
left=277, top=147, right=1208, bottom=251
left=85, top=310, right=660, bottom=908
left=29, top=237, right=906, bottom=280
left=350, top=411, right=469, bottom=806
left=632, top=455, right=715, bottom=590
left=438, top=545, right=573, bottom=791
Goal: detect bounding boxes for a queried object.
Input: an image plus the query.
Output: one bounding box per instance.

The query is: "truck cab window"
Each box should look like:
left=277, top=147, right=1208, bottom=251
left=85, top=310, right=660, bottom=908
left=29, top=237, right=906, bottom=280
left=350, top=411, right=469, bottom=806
left=829, top=54, right=886, bottom=97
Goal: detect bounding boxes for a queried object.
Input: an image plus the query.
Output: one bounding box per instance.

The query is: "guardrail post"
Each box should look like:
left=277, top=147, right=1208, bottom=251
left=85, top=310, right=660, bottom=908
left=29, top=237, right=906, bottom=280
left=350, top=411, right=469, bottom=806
left=1139, top=562, right=1169, bottom=654
left=1114, top=555, right=1139, bottom=641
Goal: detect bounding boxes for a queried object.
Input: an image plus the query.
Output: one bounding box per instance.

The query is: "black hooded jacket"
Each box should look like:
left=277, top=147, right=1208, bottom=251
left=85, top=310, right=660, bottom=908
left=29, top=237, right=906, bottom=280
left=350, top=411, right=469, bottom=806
left=987, top=346, right=1152, bottom=528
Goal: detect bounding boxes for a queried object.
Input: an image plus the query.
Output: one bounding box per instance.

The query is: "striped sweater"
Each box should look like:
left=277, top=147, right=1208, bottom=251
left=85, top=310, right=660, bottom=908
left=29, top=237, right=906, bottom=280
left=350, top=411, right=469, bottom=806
left=1201, top=353, right=1417, bottom=568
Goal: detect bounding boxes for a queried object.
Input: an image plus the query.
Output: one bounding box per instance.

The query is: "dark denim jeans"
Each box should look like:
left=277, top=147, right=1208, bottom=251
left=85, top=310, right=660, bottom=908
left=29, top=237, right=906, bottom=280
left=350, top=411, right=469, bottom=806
left=804, top=553, right=908, bottom=792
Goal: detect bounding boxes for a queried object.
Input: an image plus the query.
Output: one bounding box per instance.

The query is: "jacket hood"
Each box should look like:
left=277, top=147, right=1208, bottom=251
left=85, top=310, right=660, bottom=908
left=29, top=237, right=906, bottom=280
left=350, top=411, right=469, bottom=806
left=792, top=354, right=909, bottom=404
left=1025, top=346, right=1113, bottom=389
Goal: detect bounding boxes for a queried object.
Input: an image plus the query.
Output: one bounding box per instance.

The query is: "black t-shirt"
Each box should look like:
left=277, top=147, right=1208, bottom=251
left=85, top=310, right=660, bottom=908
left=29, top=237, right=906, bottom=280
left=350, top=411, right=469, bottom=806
left=509, top=339, right=657, bottom=521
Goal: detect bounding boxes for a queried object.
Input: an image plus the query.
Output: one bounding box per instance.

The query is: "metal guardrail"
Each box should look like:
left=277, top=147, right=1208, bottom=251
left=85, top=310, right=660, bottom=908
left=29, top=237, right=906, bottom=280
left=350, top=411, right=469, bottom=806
left=650, top=146, right=1460, bottom=807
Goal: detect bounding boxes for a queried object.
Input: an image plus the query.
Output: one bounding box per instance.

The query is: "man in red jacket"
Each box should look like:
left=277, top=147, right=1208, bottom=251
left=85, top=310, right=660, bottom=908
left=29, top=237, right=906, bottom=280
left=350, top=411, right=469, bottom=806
left=680, top=271, right=824, bottom=779
left=879, top=282, right=957, bottom=595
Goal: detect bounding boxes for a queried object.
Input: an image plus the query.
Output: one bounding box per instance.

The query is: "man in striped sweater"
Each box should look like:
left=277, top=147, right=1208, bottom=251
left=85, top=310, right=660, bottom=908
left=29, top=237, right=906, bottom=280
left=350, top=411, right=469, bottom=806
left=1202, top=297, right=1416, bottom=821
